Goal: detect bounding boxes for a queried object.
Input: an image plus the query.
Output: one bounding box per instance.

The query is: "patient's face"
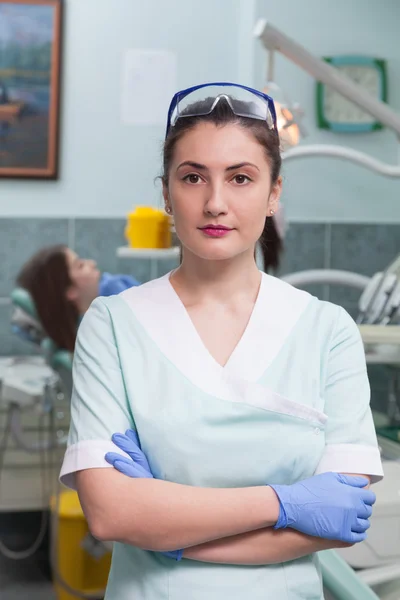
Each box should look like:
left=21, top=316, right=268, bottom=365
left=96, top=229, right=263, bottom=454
left=65, top=248, right=100, bottom=307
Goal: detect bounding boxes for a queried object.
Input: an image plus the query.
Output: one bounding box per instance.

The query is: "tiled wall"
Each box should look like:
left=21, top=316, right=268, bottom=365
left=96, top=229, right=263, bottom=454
left=0, top=218, right=399, bottom=415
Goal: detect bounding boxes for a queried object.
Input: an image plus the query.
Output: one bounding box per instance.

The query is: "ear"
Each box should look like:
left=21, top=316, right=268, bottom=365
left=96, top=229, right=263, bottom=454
left=162, top=180, right=169, bottom=207
left=267, top=176, right=282, bottom=216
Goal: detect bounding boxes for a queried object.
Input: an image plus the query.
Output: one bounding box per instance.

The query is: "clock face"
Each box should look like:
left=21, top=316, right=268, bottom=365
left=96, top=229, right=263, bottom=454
left=323, top=65, right=381, bottom=124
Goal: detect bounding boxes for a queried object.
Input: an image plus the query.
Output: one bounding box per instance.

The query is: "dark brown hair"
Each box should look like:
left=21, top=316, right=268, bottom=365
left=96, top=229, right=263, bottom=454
left=162, top=96, right=283, bottom=272
left=16, top=245, right=78, bottom=352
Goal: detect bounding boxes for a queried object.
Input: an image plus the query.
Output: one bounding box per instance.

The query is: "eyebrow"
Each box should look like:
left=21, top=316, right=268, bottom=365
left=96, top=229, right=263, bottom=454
left=176, top=161, right=260, bottom=172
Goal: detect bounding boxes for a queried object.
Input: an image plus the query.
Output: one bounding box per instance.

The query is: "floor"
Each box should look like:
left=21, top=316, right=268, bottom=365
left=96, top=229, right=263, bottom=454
left=0, top=510, right=107, bottom=600
left=0, top=511, right=56, bottom=600
left=0, top=553, right=56, bottom=600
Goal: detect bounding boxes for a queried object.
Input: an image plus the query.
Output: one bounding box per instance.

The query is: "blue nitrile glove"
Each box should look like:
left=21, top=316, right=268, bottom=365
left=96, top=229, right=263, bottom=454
left=270, top=472, right=376, bottom=543
left=105, top=429, right=154, bottom=479
left=105, top=429, right=183, bottom=561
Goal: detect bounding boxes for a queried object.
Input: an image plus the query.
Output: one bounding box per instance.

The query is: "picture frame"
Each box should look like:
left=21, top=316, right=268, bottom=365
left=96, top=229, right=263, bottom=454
left=0, top=0, right=63, bottom=179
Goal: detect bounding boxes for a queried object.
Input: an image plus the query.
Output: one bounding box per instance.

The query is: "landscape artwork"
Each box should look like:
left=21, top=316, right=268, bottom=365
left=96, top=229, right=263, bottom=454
left=0, top=0, right=62, bottom=178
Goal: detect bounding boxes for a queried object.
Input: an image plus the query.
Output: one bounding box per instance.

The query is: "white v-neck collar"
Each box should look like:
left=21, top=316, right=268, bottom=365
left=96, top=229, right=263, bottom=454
left=165, top=271, right=263, bottom=372
left=121, top=271, right=312, bottom=397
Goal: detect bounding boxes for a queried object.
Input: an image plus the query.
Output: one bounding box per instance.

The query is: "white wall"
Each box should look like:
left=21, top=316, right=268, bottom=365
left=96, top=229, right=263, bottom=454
left=254, top=0, right=400, bottom=222
left=1, top=0, right=400, bottom=223
left=0, top=0, right=241, bottom=217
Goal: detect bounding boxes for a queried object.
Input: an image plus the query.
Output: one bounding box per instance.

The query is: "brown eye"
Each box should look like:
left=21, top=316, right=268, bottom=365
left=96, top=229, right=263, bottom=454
left=233, top=174, right=251, bottom=185
left=183, top=173, right=201, bottom=184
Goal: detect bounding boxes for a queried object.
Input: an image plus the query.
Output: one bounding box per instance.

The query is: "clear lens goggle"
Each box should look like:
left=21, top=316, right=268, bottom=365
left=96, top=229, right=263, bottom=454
left=166, top=82, right=277, bottom=137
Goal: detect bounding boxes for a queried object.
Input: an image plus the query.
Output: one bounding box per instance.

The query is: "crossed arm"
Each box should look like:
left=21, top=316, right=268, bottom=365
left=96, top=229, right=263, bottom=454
left=76, top=469, right=366, bottom=565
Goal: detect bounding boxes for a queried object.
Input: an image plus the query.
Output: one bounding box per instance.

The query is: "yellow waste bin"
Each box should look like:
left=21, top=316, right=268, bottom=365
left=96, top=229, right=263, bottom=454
left=125, top=207, right=172, bottom=249
left=51, top=490, right=111, bottom=600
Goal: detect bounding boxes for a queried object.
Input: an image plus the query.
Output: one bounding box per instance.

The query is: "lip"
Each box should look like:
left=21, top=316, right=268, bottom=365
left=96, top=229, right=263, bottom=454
left=199, top=225, right=233, bottom=238
left=199, top=225, right=233, bottom=231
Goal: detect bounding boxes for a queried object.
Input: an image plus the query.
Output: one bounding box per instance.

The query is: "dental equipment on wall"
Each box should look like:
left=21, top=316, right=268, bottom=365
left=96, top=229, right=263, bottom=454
left=0, top=291, right=72, bottom=557
left=283, top=260, right=400, bottom=600
left=255, top=23, right=400, bottom=596
left=255, top=20, right=400, bottom=177
left=283, top=255, right=400, bottom=596
left=3, top=296, right=112, bottom=596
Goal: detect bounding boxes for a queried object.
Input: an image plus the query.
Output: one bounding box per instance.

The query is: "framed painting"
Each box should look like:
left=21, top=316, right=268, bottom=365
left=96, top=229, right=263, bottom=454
left=0, top=0, right=62, bottom=179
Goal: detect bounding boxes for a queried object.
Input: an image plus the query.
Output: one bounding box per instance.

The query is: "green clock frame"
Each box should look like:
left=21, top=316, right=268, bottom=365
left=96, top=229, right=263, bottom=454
left=316, top=56, right=388, bottom=133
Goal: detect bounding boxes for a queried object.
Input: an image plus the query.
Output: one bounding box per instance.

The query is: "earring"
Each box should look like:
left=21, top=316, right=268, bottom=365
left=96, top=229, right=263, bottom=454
left=165, top=206, right=172, bottom=214
left=270, top=209, right=275, bottom=216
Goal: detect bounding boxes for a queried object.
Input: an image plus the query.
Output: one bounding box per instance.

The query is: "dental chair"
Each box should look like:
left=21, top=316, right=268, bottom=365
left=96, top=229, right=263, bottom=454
left=7, top=291, right=112, bottom=597
left=0, top=290, right=74, bottom=562
left=10, top=287, right=73, bottom=399
left=2, top=287, right=73, bottom=455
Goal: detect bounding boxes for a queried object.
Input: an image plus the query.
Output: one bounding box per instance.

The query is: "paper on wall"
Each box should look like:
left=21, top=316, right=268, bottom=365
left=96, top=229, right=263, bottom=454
left=121, top=49, right=177, bottom=126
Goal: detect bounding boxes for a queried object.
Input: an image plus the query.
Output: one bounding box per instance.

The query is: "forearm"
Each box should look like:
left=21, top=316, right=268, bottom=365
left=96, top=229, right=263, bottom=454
left=184, top=528, right=348, bottom=565
left=183, top=472, right=371, bottom=565
left=76, top=469, right=279, bottom=551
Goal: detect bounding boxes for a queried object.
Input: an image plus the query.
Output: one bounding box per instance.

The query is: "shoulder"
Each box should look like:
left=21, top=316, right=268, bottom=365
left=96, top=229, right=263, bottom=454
left=119, top=272, right=172, bottom=307
left=261, top=272, right=319, bottom=324
left=83, top=274, right=174, bottom=335
left=264, top=274, right=357, bottom=345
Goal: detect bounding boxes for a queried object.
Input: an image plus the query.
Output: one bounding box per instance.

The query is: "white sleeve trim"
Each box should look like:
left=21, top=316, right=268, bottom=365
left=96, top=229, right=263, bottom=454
left=59, top=439, right=128, bottom=490
left=315, top=443, right=384, bottom=484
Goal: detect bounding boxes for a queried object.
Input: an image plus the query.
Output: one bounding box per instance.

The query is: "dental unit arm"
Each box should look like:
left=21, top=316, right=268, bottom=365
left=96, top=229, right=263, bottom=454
left=254, top=20, right=400, bottom=177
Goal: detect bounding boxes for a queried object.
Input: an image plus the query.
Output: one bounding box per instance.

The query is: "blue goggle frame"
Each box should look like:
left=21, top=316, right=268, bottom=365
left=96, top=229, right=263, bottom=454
left=165, top=81, right=277, bottom=138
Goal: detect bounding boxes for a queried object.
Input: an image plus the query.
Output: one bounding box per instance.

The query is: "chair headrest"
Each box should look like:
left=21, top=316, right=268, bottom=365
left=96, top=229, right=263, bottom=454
left=41, top=338, right=73, bottom=372
left=11, top=287, right=38, bottom=320
left=11, top=287, right=73, bottom=374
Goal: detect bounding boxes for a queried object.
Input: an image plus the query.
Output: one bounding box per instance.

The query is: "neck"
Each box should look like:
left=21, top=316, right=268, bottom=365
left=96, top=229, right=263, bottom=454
left=171, top=248, right=261, bottom=304
left=75, top=295, right=96, bottom=316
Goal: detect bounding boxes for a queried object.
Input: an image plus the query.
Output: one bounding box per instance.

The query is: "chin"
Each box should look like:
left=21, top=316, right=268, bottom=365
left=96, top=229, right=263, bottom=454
left=185, top=242, right=244, bottom=262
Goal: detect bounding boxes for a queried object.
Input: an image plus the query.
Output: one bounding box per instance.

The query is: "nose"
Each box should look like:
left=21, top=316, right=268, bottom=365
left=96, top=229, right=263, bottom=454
left=204, top=181, right=228, bottom=217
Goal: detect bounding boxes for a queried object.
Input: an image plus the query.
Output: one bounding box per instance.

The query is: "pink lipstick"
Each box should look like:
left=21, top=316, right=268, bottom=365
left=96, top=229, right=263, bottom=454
left=200, top=225, right=233, bottom=238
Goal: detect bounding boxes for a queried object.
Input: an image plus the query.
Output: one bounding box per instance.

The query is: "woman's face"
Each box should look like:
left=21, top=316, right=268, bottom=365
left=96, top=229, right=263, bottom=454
left=65, top=248, right=100, bottom=306
left=163, top=121, right=281, bottom=263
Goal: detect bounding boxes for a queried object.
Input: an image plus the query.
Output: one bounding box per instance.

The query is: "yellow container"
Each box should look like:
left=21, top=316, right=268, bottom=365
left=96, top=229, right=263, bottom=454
left=51, top=490, right=111, bottom=600
left=125, top=207, right=171, bottom=249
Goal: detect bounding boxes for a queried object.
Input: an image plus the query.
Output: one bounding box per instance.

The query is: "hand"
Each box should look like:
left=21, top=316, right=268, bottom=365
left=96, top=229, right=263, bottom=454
left=105, top=429, right=182, bottom=561
left=270, top=472, right=376, bottom=544
left=105, top=429, right=154, bottom=478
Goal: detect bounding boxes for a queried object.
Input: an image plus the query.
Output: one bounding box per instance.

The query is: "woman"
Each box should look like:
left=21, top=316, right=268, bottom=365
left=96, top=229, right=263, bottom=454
left=60, top=83, right=383, bottom=599
left=16, top=244, right=140, bottom=352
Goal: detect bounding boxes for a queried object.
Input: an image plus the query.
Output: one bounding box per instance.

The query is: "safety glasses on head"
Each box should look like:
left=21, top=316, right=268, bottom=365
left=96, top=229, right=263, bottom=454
left=166, top=82, right=277, bottom=137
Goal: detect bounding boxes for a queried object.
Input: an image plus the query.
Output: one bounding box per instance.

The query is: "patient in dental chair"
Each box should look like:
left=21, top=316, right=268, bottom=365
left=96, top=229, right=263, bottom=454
left=15, top=245, right=140, bottom=352
left=14, top=210, right=285, bottom=354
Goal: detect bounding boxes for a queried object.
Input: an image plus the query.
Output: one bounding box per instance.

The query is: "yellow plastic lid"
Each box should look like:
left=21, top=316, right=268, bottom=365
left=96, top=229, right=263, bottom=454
left=51, top=490, right=85, bottom=519
left=128, top=207, right=165, bottom=221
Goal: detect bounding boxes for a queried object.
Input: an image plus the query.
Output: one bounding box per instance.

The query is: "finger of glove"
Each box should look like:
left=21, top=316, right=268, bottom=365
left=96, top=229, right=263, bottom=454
left=105, top=452, right=133, bottom=466
left=337, top=474, right=370, bottom=488
left=112, top=459, right=153, bottom=479
left=125, top=429, right=141, bottom=448
left=347, top=531, right=367, bottom=544
left=352, top=518, right=370, bottom=534
left=111, top=433, right=150, bottom=469
left=360, top=489, right=376, bottom=506
left=105, top=453, right=152, bottom=478
left=162, top=551, right=179, bottom=559
left=161, top=549, right=183, bottom=561
left=357, top=503, right=373, bottom=519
